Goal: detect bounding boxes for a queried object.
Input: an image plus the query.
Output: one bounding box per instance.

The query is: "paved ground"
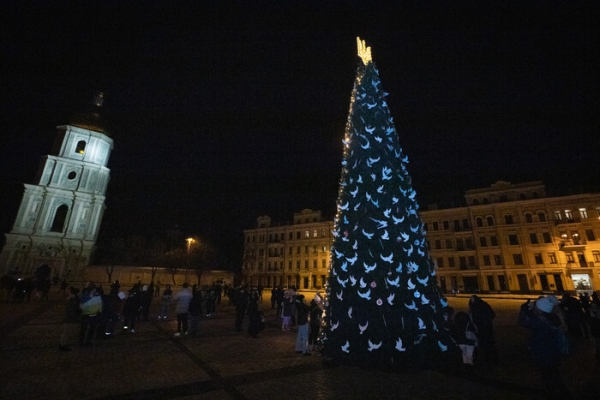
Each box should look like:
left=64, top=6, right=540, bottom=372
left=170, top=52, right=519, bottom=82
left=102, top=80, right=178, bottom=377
left=1, top=290, right=599, bottom=399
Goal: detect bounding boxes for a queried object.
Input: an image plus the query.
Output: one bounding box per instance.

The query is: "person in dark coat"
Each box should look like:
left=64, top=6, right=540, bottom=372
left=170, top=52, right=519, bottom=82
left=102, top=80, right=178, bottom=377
left=234, top=286, right=249, bottom=332
left=560, top=293, right=587, bottom=338
left=247, top=291, right=261, bottom=338
left=307, top=295, right=324, bottom=354
left=275, top=286, right=284, bottom=319
left=59, top=287, right=81, bottom=351
left=519, top=296, right=571, bottom=399
left=589, top=293, right=600, bottom=366
left=139, top=285, right=153, bottom=321
left=450, top=311, right=478, bottom=376
left=294, top=294, right=311, bottom=354
left=469, top=295, right=498, bottom=364
left=122, top=290, right=139, bottom=333
left=188, top=285, right=203, bottom=337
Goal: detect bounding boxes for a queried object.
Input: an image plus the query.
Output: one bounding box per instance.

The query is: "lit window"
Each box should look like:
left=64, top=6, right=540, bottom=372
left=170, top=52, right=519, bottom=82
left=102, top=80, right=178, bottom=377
left=554, top=211, right=562, bottom=220
left=564, top=209, right=573, bottom=220
left=579, top=208, right=588, bottom=219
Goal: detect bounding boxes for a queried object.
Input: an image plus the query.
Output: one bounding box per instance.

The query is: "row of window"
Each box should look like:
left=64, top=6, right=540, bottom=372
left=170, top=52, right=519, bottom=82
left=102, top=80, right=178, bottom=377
left=429, top=230, right=596, bottom=250
left=437, top=250, right=600, bottom=268
left=247, top=244, right=329, bottom=258
left=249, top=258, right=329, bottom=271
left=246, top=229, right=329, bottom=243
left=426, top=208, right=600, bottom=231
left=261, top=274, right=328, bottom=290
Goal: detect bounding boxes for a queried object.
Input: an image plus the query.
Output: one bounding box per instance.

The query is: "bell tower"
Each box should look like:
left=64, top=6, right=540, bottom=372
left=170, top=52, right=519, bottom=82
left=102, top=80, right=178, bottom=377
left=0, top=93, right=113, bottom=279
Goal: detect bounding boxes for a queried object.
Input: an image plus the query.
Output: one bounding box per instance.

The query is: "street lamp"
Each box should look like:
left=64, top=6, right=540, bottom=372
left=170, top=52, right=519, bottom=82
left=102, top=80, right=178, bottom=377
left=185, top=238, right=195, bottom=284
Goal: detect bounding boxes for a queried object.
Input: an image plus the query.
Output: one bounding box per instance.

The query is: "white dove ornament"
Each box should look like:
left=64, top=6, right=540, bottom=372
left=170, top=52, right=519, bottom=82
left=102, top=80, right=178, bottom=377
left=395, top=337, right=406, bottom=352
left=367, top=339, right=382, bottom=351
left=341, top=341, right=350, bottom=353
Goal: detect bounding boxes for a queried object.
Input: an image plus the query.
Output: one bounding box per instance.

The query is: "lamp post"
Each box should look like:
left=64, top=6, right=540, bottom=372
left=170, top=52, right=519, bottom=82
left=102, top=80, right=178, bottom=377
left=185, top=238, right=195, bottom=284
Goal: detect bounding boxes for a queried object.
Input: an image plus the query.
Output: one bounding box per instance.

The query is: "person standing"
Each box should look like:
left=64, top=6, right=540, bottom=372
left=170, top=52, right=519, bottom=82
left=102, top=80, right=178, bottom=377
left=58, top=287, right=81, bottom=351
left=154, top=281, right=161, bottom=298
left=188, top=285, right=203, bottom=337
left=450, top=311, right=478, bottom=376
left=139, top=285, right=152, bottom=321
left=247, top=291, right=261, bottom=338
left=276, top=286, right=284, bottom=320
left=58, top=278, right=68, bottom=295
left=469, top=295, right=498, bottom=364
left=173, top=283, right=193, bottom=337
left=79, top=284, right=103, bottom=346
left=122, top=290, right=139, bottom=333
left=294, top=294, right=311, bottom=355
left=307, top=294, right=324, bottom=354
left=234, top=286, right=249, bottom=332
left=519, top=296, right=571, bottom=399
left=158, top=284, right=172, bottom=319
left=589, top=293, right=600, bottom=366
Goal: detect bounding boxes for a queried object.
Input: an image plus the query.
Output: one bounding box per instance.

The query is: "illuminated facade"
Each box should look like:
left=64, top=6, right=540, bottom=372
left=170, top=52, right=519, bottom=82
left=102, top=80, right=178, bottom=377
left=0, top=93, right=113, bottom=278
left=242, top=209, right=334, bottom=290
left=243, top=182, right=600, bottom=294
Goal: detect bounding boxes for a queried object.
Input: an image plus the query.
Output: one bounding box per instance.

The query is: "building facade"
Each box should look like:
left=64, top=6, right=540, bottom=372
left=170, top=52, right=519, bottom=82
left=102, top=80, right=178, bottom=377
left=242, top=209, right=334, bottom=290
left=243, top=182, right=600, bottom=295
left=0, top=93, right=113, bottom=279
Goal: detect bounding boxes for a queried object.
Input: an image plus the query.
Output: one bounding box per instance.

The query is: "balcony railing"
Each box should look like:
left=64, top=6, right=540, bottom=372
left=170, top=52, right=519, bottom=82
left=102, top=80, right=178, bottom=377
left=559, top=239, right=587, bottom=252
left=555, top=217, right=581, bottom=225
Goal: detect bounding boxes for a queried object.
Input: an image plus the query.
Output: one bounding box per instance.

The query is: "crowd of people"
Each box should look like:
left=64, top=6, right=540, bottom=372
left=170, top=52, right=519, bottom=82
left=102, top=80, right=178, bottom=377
left=4, top=272, right=600, bottom=397
left=52, top=279, right=226, bottom=351
left=438, top=292, right=600, bottom=399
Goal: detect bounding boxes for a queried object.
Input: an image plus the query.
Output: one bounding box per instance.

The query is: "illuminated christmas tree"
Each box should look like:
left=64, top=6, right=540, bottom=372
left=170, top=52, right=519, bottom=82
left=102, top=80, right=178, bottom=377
left=320, top=38, right=454, bottom=368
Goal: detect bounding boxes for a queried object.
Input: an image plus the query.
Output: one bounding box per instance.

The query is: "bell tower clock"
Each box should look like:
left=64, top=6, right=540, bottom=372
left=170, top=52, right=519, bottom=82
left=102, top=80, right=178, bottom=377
left=0, top=93, right=113, bottom=279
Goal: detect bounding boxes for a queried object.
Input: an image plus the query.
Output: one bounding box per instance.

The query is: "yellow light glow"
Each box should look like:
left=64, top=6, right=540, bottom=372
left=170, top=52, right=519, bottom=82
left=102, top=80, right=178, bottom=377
left=357, top=37, right=372, bottom=65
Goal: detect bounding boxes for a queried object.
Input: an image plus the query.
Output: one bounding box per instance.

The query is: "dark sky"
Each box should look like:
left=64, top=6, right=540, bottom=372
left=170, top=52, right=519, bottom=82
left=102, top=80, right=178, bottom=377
left=1, top=2, right=598, bottom=267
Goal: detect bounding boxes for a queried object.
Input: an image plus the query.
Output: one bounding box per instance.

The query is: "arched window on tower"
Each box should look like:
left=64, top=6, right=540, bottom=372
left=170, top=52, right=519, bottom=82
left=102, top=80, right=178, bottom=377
left=50, top=204, right=69, bottom=232
left=75, top=140, right=86, bottom=154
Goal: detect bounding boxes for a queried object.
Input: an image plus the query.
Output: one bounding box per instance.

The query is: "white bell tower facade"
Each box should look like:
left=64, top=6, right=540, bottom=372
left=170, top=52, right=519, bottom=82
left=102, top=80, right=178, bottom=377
left=0, top=93, right=113, bottom=279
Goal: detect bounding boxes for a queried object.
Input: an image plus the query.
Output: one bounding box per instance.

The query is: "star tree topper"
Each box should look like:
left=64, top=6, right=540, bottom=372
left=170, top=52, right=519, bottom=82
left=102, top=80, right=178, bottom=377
left=357, top=37, right=372, bottom=65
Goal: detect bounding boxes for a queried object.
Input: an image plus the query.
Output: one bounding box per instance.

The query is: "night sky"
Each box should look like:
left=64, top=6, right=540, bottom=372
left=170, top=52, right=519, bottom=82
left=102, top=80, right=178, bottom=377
left=1, top=2, right=598, bottom=268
